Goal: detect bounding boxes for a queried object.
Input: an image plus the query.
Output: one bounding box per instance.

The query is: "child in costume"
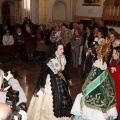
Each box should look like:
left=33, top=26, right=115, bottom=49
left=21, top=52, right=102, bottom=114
left=71, top=39, right=118, bottom=120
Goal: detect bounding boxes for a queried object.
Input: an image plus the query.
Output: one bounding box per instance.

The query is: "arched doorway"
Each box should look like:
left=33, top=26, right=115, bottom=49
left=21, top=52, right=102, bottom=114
left=2, top=1, right=10, bottom=25
left=52, top=1, right=66, bottom=22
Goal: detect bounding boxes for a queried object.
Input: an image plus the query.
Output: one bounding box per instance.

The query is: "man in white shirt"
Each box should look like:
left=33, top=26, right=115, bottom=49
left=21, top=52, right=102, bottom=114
left=2, top=30, right=14, bottom=45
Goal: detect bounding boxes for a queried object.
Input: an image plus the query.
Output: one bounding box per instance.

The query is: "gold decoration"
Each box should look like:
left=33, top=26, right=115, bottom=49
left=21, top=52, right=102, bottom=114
left=96, top=39, right=111, bottom=61
left=117, top=6, right=119, bottom=16
left=113, top=6, right=115, bottom=16
left=39, top=0, right=46, bottom=24
left=72, top=0, right=77, bottom=21
left=109, top=6, right=111, bottom=15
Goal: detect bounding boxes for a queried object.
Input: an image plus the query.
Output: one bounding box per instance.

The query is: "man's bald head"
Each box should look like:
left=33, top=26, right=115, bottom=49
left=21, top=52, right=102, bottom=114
left=0, top=102, right=12, bottom=120
left=112, top=39, right=120, bottom=48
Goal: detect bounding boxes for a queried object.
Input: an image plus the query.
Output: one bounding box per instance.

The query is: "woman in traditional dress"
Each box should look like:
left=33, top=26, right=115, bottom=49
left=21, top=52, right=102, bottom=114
left=108, top=46, right=120, bottom=113
left=27, top=42, right=73, bottom=120
left=71, top=39, right=118, bottom=120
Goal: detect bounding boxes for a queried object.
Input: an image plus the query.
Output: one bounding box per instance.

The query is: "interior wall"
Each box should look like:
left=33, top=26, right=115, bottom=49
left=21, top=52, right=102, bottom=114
left=35, top=0, right=39, bottom=24
left=0, top=0, right=15, bottom=25
left=76, top=0, right=105, bottom=17
left=31, top=0, right=39, bottom=24
left=31, top=0, right=34, bottom=23
left=47, top=0, right=71, bottom=22
left=53, top=1, right=66, bottom=21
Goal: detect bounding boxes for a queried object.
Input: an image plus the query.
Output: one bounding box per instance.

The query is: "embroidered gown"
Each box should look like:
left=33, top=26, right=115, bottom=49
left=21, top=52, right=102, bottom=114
left=71, top=59, right=117, bottom=120
left=27, top=54, right=73, bottom=120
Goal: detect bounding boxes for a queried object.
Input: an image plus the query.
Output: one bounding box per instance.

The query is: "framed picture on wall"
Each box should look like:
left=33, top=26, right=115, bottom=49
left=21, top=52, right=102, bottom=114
left=82, top=0, right=101, bottom=6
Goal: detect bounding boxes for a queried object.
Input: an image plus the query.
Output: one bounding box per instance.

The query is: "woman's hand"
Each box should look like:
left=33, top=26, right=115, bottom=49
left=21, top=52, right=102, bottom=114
left=88, top=48, right=92, bottom=53
left=41, top=88, right=45, bottom=93
left=86, top=48, right=91, bottom=56
left=69, top=80, right=73, bottom=87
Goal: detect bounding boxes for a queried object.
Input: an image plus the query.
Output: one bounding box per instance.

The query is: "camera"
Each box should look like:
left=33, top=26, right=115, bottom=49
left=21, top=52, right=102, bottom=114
left=6, top=90, right=19, bottom=108
left=6, top=90, right=22, bottom=120
left=90, top=41, right=98, bottom=55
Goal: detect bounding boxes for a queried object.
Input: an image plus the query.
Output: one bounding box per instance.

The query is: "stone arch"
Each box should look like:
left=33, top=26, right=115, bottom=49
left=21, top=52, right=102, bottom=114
left=2, top=1, right=10, bottom=25
left=1, top=0, right=15, bottom=25
left=52, top=0, right=67, bottom=22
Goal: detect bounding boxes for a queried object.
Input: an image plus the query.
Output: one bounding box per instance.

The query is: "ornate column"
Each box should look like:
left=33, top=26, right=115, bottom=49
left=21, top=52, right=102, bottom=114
left=38, top=0, right=47, bottom=24
left=71, top=0, right=77, bottom=21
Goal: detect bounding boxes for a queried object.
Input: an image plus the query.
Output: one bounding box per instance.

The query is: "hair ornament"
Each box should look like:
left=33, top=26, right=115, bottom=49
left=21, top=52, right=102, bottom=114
left=96, top=38, right=111, bottom=61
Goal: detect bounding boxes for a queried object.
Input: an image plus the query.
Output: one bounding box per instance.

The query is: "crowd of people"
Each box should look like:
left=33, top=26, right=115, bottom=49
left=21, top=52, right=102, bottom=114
left=0, top=17, right=120, bottom=120
left=0, top=18, right=119, bottom=66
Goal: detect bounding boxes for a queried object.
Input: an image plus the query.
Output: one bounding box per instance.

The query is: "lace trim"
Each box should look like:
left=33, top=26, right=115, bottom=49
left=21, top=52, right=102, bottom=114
left=50, top=75, right=72, bottom=117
